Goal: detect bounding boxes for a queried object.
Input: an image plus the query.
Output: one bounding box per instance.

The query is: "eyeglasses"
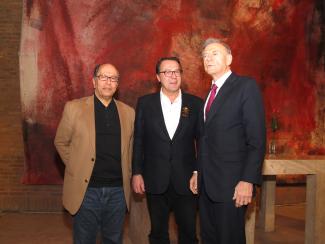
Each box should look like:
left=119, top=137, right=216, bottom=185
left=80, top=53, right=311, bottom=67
left=96, top=75, right=119, bottom=83
left=159, top=70, right=182, bottom=77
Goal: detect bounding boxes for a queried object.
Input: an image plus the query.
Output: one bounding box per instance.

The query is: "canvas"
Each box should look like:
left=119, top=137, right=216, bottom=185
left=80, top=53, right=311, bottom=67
left=20, top=0, right=325, bottom=184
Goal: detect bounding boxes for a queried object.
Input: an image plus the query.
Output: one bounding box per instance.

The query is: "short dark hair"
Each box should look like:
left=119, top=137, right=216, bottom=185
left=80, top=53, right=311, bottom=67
left=93, top=64, right=101, bottom=78
left=155, top=57, right=182, bottom=74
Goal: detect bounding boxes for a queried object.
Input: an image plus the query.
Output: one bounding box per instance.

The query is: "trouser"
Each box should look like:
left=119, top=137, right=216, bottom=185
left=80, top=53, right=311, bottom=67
left=73, top=186, right=126, bottom=244
left=146, top=184, right=198, bottom=244
left=199, top=184, right=247, bottom=244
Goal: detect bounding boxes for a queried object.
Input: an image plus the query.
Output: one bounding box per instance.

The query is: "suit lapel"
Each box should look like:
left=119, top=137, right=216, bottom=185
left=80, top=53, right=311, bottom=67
left=84, top=96, right=96, bottom=155
left=205, top=73, right=237, bottom=125
left=115, top=99, right=127, bottom=156
left=153, top=93, right=170, bottom=140
left=172, top=93, right=187, bottom=140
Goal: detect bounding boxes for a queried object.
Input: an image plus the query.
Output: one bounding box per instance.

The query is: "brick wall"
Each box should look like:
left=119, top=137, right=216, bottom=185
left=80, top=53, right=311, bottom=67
left=0, top=0, right=62, bottom=211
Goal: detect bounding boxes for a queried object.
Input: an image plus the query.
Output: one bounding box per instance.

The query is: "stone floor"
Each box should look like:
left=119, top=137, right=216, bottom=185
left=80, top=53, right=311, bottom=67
left=0, top=204, right=305, bottom=244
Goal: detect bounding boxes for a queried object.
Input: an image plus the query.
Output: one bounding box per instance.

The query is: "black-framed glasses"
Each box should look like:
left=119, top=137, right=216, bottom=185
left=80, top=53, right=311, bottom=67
left=159, top=70, right=182, bottom=77
left=97, top=74, right=119, bottom=83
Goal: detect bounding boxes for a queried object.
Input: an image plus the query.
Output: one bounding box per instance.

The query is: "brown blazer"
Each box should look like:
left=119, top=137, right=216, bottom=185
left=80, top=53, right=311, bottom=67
left=54, top=95, right=135, bottom=215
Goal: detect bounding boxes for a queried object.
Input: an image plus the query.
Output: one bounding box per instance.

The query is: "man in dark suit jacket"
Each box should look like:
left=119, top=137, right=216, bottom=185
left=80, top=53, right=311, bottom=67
left=132, top=57, right=202, bottom=244
left=189, top=38, right=266, bottom=244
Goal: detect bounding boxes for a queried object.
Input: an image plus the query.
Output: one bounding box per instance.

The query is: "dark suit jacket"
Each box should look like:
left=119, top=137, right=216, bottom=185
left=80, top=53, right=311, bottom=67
left=199, top=73, right=266, bottom=202
left=132, top=92, right=203, bottom=195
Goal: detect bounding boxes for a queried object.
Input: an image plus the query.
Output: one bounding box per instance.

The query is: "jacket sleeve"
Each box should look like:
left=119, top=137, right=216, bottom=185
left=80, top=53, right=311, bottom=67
left=240, top=79, right=266, bottom=185
left=132, top=98, right=145, bottom=175
left=54, top=102, right=74, bottom=166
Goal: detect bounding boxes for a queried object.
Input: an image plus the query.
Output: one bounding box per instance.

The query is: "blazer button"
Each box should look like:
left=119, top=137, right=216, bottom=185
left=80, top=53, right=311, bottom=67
left=91, top=158, right=95, bottom=162
left=85, top=179, right=88, bottom=183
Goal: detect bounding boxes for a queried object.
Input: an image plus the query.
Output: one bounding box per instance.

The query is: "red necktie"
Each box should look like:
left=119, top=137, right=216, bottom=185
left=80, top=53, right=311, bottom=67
left=205, top=84, right=218, bottom=115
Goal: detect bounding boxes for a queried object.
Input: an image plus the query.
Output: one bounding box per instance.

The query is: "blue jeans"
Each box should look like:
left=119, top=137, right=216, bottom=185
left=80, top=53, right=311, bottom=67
left=73, top=186, right=126, bottom=244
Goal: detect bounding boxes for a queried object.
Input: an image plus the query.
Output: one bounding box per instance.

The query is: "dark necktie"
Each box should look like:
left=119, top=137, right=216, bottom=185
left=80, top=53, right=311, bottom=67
left=205, top=84, right=218, bottom=115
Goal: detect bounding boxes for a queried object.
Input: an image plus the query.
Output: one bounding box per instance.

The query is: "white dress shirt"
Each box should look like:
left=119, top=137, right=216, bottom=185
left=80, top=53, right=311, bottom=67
left=204, top=70, right=232, bottom=120
left=160, top=89, right=182, bottom=139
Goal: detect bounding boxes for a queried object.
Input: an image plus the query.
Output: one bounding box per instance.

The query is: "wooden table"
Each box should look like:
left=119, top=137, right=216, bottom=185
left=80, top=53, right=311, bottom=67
left=256, top=156, right=325, bottom=244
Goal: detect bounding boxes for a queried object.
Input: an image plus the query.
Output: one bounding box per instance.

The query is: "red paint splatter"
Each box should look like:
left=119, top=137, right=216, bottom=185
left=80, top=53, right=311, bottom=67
left=272, top=0, right=285, bottom=10
left=21, top=0, right=325, bottom=184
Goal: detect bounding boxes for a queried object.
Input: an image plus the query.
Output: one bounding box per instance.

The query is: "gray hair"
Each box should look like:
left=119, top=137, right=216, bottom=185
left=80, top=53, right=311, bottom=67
left=202, top=38, right=232, bottom=55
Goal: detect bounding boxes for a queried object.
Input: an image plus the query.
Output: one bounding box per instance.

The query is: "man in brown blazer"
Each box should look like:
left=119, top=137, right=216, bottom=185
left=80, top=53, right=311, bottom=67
left=55, top=63, right=135, bottom=244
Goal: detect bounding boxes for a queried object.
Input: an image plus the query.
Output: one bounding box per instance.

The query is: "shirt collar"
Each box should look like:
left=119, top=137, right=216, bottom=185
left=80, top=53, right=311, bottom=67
left=94, top=94, right=115, bottom=109
left=160, top=89, right=182, bottom=104
left=212, top=70, right=232, bottom=88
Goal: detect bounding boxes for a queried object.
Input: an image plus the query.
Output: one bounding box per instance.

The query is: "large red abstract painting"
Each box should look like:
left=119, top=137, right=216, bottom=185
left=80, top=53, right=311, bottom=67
left=20, top=0, right=325, bottom=184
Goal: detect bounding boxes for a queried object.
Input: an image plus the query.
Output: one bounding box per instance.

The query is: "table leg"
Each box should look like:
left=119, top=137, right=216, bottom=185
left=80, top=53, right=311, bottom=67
left=305, top=174, right=316, bottom=244
left=245, top=200, right=256, bottom=244
left=259, top=175, right=276, bottom=232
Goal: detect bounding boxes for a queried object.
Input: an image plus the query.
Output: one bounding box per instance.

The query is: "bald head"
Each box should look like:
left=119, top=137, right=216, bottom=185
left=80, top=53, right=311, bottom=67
left=92, top=63, right=119, bottom=106
left=93, top=63, right=119, bottom=78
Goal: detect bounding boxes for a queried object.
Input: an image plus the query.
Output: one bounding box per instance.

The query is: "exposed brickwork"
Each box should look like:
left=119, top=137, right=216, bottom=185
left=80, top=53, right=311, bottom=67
left=0, top=0, right=62, bottom=211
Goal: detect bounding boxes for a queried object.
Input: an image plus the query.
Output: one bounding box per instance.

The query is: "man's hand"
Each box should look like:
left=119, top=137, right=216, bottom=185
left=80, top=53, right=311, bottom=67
left=232, top=181, right=253, bottom=207
left=132, top=174, right=145, bottom=194
left=189, top=172, right=198, bottom=194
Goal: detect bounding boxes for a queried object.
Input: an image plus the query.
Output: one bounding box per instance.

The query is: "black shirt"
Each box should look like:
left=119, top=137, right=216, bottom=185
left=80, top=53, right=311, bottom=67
left=89, top=95, right=122, bottom=187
